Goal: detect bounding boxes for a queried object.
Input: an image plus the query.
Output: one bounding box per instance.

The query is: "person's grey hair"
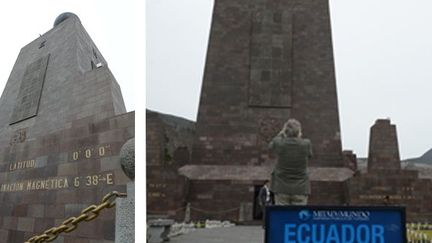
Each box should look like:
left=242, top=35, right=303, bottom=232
left=279, top=119, right=301, bottom=137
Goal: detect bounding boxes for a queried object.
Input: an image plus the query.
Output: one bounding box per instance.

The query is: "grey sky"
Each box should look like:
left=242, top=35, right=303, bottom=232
left=147, top=0, right=432, bottom=159
left=0, top=0, right=136, bottom=112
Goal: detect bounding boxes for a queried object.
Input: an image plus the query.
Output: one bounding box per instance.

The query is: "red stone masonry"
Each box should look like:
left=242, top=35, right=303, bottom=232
left=191, top=0, right=344, bottom=168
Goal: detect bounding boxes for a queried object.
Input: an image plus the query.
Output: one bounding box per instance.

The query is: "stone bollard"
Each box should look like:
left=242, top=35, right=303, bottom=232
left=115, top=138, right=135, bottom=243
left=184, top=202, right=191, bottom=223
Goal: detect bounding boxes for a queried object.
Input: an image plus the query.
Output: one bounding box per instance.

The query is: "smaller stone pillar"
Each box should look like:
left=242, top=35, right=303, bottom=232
left=367, top=119, right=401, bottom=172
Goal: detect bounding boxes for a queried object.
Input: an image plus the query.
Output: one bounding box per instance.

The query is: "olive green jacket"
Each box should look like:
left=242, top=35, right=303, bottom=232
left=269, top=135, right=312, bottom=195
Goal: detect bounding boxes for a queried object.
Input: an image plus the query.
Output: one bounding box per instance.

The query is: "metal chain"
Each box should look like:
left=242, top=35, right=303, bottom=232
left=147, top=207, right=186, bottom=214
left=25, top=191, right=127, bottom=243
left=190, top=206, right=240, bottom=214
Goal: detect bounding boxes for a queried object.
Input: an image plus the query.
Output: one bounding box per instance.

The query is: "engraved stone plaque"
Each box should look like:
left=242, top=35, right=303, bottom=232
left=10, top=54, right=50, bottom=124
left=249, top=10, right=292, bottom=107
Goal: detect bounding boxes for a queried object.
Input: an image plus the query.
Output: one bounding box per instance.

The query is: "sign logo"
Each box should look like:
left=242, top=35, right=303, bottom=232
left=299, top=210, right=312, bottom=221
left=312, top=210, right=370, bottom=221
left=266, top=206, right=406, bottom=243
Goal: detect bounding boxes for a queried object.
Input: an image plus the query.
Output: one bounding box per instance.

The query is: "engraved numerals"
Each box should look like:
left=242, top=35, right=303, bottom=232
left=73, top=172, right=114, bottom=188
left=71, top=145, right=110, bottom=161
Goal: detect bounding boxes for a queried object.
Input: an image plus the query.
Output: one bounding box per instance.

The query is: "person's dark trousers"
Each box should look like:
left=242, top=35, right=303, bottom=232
left=261, top=205, right=268, bottom=229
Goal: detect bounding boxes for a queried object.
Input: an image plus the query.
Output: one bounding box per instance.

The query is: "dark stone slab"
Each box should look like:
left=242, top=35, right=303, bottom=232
left=249, top=7, right=293, bottom=108
left=10, top=55, right=50, bottom=124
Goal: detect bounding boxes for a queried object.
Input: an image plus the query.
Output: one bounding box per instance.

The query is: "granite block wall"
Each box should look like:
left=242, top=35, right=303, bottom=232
left=0, top=112, right=134, bottom=242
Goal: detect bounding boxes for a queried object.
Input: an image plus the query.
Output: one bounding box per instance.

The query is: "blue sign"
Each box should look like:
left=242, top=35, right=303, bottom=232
left=265, top=206, right=406, bottom=243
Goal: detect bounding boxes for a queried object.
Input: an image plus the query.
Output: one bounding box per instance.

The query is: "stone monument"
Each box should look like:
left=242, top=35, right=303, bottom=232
left=367, top=119, right=401, bottom=171
left=0, top=13, right=134, bottom=242
left=178, top=0, right=353, bottom=221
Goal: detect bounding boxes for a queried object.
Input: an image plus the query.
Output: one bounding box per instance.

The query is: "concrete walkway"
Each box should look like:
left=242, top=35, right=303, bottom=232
left=170, top=226, right=264, bottom=243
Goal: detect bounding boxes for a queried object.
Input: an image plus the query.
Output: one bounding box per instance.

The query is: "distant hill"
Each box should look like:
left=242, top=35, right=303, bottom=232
left=404, top=148, right=432, bottom=165
left=415, top=148, right=432, bottom=164
left=355, top=156, right=432, bottom=179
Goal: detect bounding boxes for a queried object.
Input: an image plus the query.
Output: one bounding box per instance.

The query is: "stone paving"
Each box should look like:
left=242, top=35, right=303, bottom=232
left=170, top=226, right=264, bottom=243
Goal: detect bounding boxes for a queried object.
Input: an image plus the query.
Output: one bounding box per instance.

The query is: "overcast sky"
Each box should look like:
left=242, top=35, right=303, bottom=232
left=0, top=0, right=136, bottom=112
left=147, top=0, right=432, bottom=160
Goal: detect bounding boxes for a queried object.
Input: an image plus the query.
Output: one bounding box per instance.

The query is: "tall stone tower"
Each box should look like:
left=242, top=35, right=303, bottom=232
left=180, top=0, right=352, bottom=221
left=0, top=13, right=125, bottom=144
left=191, top=0, right=343, bottom=168
left=0, top=13, right=134, bottom=242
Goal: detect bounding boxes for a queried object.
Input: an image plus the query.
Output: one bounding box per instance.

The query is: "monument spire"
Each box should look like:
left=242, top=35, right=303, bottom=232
left=0, top=12, right=126, bottom=147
